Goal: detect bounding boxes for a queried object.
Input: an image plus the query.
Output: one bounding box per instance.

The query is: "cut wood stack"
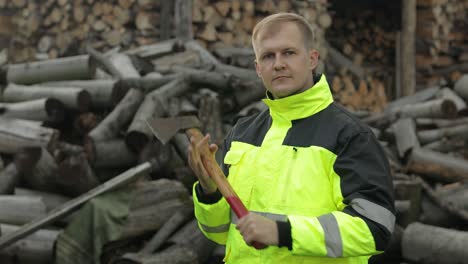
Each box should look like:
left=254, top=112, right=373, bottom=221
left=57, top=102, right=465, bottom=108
left=324, top=3, right=394, bottom=112
left=5, top=0, right=168, bottom=63
left=4, top=0, right=332, bottom=68
left=192, top=0, right=330, bottom=66
left=415, top=0, right=468, bottom=87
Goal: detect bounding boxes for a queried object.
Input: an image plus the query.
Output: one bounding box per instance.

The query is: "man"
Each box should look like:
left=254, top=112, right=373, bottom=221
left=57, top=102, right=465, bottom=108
left=189, top=12, right=395, bottom=263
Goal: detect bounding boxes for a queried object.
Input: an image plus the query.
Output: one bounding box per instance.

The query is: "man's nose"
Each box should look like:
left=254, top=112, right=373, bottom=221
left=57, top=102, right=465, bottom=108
left=273, top=55, right=285, bottom=71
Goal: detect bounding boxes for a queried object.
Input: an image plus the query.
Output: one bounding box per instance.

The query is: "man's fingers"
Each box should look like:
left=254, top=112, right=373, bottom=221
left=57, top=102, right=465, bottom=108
left=209, top=143, right=218, bottom=154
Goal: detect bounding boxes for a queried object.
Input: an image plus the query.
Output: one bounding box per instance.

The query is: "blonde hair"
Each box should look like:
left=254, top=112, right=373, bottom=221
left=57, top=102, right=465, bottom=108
left=252, top=12, right=316, bottom=51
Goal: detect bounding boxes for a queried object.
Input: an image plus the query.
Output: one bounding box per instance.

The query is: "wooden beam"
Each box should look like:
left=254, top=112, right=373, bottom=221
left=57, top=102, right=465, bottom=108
left=401, top=0, right=416, bottom=96
left=175, top=0, right=193, bottom=40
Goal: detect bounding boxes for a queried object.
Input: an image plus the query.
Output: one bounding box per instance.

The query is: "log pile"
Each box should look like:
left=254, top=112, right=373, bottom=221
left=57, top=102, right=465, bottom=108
left=415, top=0, right=468, bottom=87
left=324, top=2, right=395, bottom=112
left=2, top=0, right=332, bottom=67
left=0, top=39, right=467, bottom=263
left=364, top=77, right=468, bottom=263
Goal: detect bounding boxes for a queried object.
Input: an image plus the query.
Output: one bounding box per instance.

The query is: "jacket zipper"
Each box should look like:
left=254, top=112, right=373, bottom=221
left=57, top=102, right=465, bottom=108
left=282, top=147, right=298, bottom=203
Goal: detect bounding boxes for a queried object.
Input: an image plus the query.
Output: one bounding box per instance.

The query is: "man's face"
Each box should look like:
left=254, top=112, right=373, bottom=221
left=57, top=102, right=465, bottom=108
left=254, top=22, right=319, bottom=99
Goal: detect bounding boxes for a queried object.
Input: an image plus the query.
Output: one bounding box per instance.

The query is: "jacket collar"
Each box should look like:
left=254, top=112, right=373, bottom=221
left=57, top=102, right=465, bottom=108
left=262, top=74, right=333, bottom=121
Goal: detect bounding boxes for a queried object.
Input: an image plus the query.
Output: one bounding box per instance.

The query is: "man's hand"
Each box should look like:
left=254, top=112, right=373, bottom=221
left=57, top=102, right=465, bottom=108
left=188, top=134, right=218, bottom=194
left=236, top=213, right=279, bottom=246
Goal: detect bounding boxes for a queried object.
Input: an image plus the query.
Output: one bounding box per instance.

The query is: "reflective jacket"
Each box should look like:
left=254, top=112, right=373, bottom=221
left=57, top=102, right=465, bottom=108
left=193, top=74, right=395, bottom=263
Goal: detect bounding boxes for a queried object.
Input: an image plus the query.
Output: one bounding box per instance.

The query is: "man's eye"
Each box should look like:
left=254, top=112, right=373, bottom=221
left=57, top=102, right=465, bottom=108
left=262, top=54, right=273, bottom=60
left=285, top=51, right=295, bottom=55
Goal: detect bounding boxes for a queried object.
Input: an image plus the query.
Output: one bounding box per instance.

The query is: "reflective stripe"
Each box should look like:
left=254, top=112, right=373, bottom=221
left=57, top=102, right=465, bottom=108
left=350, top=198, right=395, bottom=233
left=318, top=213, right=342, bottom=258
left=231, top=210, right=288, bottom=224
left=200, top=222, right=230, bottom=233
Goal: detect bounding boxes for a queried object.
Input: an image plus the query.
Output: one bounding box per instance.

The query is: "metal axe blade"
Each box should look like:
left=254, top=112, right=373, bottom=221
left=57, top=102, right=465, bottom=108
left=146, top=115, right=202, bottom=144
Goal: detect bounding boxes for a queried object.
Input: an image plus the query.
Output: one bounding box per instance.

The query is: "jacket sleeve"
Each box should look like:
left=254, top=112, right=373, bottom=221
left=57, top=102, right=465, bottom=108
left=193, top=135, right=233, bottom=245
left=287, top=131, right=395, bottom=257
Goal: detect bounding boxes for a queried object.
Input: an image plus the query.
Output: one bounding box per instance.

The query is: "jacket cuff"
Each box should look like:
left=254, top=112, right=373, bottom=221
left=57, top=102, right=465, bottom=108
left=195, top=182, right=223, bottom=204
left=277, top=219, right=292, bottom=250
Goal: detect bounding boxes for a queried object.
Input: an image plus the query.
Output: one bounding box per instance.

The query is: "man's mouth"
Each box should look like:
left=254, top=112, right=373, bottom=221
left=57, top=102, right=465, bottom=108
left=273, top=76, right=289, bottom=81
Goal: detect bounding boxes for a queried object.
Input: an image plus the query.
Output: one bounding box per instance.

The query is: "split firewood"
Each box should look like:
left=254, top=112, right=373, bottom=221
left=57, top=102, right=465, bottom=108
left=6, top=55, right=96, bottom=85
left=3, top=84, right=92, bottom=112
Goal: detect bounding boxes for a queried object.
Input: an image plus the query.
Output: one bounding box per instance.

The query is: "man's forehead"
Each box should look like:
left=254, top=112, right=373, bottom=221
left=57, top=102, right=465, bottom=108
left=257, top=21, right=301, bottom=41
left=255, top=23, right=303, bottom=52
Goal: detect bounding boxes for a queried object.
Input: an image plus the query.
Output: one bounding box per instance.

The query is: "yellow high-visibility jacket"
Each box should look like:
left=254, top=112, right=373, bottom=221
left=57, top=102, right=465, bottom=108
left=193, top=74, right=395, bottom=263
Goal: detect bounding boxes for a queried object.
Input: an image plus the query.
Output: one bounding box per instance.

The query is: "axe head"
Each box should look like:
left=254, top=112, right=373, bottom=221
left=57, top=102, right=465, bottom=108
left=146, top=115, right=201, bottom=145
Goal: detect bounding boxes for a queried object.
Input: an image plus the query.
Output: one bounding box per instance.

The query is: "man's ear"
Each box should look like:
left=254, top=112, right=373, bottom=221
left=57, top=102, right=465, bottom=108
left=255, top=60, right=262, bottom=77
left=308, top=49, right=320, bottom=71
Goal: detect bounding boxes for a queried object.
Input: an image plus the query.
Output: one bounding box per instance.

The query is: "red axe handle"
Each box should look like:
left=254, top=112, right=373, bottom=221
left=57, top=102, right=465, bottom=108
left=186, top=128, right=267, bottom=250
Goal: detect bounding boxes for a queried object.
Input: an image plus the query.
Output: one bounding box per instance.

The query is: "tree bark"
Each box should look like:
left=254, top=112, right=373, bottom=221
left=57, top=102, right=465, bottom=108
left=0, top=163, right=19, bottom=195
left=402, top=222, right=468, bottom=264
left=88, top=139, right=137, bottom=171
left=56, top=152, right=100, bottom=196
left=417, top=123, right=468, bottom=144
left=0, top=98, right=65, bottom=123
left=41, top=80, right=116, bottom=109
left=3, top=84, right=92, bottom=112
left=112, top=74, right=178, bottom=105
left=175, top=0, right=193, bottom=41
left=436, top=87, right=467, bottom=113
left=0, top=224, right=59, bottom=264
left=454, top=74, right=468, bottom=100
left=14, top=188, right=70, bottom=212
left=407, top=148, right=468, bottom=183
left=392, top=118, right=420, bottom=158
left=126, top=78, right=190, bottom=153
left=15, top=147, right=58, bottom=193
left=126, top=39, right=180, bottom=59
left=87, top=54, right=144, bottom=146
left=6, top=55, right=96, bottom=85
left=401, top=0, right=416, bottom=96
left=398, top=98, right=457, bottom=119
left=167, top=219, right=216, bottom=264
left=0, top=196, right=47, bottom=225
left=0, top=118, right=59, bottom=154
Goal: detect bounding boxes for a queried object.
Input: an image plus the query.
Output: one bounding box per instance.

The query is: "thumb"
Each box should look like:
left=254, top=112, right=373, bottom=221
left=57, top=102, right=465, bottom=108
left=209, top=144, right=218, bottom=155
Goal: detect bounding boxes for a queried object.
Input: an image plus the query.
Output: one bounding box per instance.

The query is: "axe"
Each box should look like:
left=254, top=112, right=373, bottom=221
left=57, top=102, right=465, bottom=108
left=146, top=115, right=266, bottom=250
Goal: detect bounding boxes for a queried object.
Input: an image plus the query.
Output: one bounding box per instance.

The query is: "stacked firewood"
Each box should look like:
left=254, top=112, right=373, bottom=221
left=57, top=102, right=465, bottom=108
left=415, top=0, right=468, bottom=87
left=0, top=40, right=468, bottom=263
left=4, top=0, right=168, bottom=63
left=3, top=0, right=332, bottom=66
left=363, top=75, right=468, bottom=264
left=192, top=0, right=331, bottom=57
